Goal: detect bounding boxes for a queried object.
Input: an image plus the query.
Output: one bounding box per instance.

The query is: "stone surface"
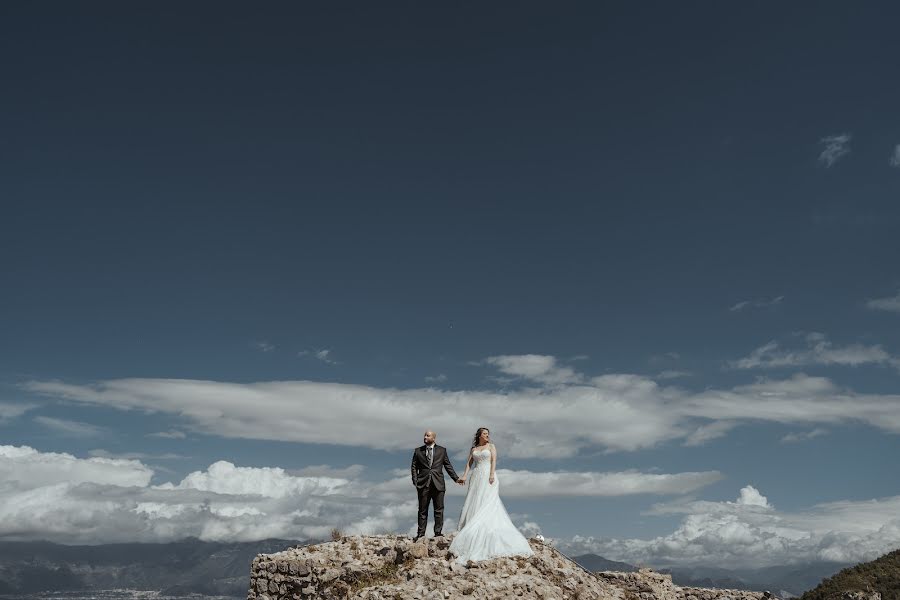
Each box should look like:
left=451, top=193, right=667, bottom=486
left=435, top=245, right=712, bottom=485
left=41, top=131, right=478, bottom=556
left=839, top=593, right=881, bottom=600
left=247, top=534, right=772, bottom=600
left=596, top=570, right=773, bottom=600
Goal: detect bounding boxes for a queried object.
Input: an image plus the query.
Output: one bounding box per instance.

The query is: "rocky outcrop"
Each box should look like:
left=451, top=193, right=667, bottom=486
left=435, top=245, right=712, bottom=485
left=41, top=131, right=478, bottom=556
left=247, top=534, right=775, bottom=600
left=597, top=570, right=776, bottom=600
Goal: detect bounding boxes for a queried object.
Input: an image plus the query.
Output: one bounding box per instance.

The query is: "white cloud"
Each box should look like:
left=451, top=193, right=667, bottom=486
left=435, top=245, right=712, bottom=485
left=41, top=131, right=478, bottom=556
left=655, top=370, right=692, bottom=380
left=21, top=362, right=900, bottom=457
left=728, top=333, right=899, bottom=371
left=520, top=521, right=543, bottom=537
left=290, top=464, right=366, bottom=478
left=729, top=295, right=784, bottom=312
left=866, top=291, right=900, bottom=313
left=674, top=373, right=900, bottom=435
left=425, top=374, right=448, bottom=384
left=890, top=144, right=900, bottom=168
left=252, top=341, right=275, bottom=352
left=0, top=445, right=153, bottom=488
left=818, top=133, right=851, bottom=167
left=682, top=421, right=740, bottom=447
left=648, top=352, right=681, bottom=365
left=780, top=428, right=829, bottom=443
left=484, top=354, right=583, bottom=385
left=0, top=402, right=36, bottom=422
left=0, top=445, right=712, bottom=544
left=299, top=349, right=338, bottom=364
left=491, top=469, right=723, bottom=498
left=0, top=444, right=406, bottom=543
left=155, top=460, right=350, bottom=498
left=4, top=445, right=900, bottom=566
left=367, top=464, right=723, bottom=508
left=23, top=375, right=683, bottom=456
left=562, top=485, right=900, bottom=569
left=147, top=429, right=187, bottom=439
left=735, top=485, right=770, bottom=508
left=34, top=415, right=106, bottom=437
left=88, top=449, right=187, bottom=461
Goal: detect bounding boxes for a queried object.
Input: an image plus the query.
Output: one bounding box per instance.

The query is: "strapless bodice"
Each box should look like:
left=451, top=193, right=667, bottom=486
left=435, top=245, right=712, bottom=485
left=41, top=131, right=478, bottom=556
left=472, top=448, right=491, bottom=467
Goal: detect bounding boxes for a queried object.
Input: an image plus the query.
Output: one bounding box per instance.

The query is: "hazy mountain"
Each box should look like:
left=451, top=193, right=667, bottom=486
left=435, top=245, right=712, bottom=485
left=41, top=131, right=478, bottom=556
left=0, top=538, right=305, bottom=596
left=571, top=553, right=851, bottom=597
left=571, top=554, right=638, bottom=573
left=0, top=541, right=856, bottom=598
left=663, top=561, right=851, bottom=595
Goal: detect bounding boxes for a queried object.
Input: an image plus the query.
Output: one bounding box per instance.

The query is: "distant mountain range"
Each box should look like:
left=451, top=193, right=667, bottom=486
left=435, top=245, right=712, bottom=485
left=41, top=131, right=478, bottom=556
left=571, top=553, right=852, bottom=597
left=570, top=554, right=639, bottom=573
left=0, top=539, right=854, bottom=598
left=0, top=538, right=303, bottom=596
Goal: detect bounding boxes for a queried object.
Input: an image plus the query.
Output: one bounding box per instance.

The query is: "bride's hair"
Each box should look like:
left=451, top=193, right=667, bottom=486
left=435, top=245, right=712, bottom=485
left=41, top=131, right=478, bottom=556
left=471, top=427, right=490, bottom=448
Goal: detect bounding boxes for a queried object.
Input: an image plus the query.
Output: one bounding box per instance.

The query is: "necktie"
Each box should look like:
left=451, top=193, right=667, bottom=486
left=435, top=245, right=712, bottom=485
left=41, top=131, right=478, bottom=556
left=427, top=446, right=433, bottom=467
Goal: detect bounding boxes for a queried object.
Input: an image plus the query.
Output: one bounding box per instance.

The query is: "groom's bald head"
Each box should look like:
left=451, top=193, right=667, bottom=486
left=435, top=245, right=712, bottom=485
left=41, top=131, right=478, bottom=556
left=423, top=430, right=436, bottom=445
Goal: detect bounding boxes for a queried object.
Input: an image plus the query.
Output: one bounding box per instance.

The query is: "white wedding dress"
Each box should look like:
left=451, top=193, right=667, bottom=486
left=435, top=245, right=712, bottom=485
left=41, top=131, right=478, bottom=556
left=449, top=447, right=534, bottom=564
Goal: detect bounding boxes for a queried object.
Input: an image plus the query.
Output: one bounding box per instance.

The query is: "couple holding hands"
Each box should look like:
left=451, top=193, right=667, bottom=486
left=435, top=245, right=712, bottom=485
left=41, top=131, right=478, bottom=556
left=410, top=427, right=534, bottom=564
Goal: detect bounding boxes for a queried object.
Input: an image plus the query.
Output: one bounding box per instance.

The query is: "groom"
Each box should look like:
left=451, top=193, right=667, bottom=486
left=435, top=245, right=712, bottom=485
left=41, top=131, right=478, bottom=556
left=410, top=429, right=463, bottom=541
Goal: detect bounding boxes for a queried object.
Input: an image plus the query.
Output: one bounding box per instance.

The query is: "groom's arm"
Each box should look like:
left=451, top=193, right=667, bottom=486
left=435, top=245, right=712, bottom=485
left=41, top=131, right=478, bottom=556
left=441, top=448, right=460, bottom=482
left=410, top=451, right=418, bottom=486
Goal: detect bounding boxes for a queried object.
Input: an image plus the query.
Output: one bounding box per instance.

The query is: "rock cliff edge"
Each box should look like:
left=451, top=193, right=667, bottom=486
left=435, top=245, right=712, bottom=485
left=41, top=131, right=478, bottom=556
left=248, top=534, right=776, bottom=600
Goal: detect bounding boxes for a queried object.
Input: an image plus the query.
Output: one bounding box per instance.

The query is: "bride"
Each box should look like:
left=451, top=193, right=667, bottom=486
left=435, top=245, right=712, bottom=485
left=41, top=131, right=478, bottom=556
left=449, top=427, right=534, bottom=563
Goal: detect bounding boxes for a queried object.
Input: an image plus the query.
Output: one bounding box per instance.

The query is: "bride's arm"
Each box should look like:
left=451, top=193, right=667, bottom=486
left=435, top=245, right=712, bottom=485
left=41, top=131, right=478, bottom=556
left=489, top=443, right=497, bottom=484
left=460, top=448, right=473, bottom=481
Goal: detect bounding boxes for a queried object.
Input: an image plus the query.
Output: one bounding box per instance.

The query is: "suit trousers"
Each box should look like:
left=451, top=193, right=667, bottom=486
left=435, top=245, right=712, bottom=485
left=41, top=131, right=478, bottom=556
left=416, top=481, right=445, bottom=536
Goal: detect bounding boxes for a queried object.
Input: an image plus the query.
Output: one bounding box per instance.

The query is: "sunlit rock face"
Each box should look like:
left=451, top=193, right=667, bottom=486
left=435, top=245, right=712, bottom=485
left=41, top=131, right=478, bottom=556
left=247, top=534, right=775, bottom=600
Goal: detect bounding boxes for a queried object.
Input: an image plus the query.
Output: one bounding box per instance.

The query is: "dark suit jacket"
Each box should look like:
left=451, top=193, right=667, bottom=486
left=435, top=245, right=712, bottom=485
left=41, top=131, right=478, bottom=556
left=410, top=444, right=460, bottom=492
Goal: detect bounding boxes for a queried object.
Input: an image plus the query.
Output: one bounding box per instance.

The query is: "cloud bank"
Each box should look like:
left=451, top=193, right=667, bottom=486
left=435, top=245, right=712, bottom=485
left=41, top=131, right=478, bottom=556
left=22, top=363, right=900, bottom=457
left=562, top=485, right=900, bottom=569
left=0, top=402, right=36, bottom=422
left=0, top=445, right=717, bottom=545
left=4, top=446, right=898, bottom=569
left=866, top=291, right=900, bottom=313
left=728, top=333, right=899, bottom=371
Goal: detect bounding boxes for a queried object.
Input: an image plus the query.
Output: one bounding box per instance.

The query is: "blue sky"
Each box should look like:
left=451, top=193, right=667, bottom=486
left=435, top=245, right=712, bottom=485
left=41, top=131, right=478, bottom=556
left=2, top=2, right=900, bottom=568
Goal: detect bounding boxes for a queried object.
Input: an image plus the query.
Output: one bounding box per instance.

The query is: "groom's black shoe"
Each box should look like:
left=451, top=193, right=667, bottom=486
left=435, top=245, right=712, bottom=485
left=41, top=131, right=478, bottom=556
left=433, top=532, right=443, bottom=538
left=412, top=535, right=423, bottom=542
